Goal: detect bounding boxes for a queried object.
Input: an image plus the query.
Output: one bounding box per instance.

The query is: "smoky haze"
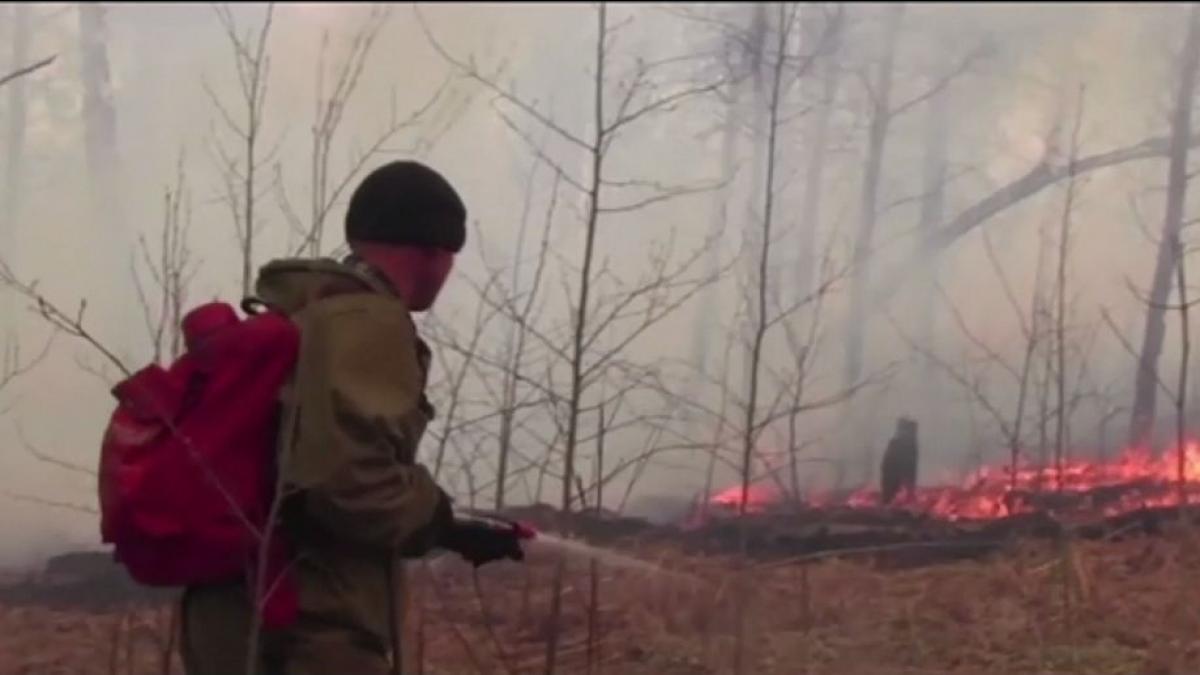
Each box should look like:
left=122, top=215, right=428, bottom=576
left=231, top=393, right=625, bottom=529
left=0, top=2, right=1190, bottom=569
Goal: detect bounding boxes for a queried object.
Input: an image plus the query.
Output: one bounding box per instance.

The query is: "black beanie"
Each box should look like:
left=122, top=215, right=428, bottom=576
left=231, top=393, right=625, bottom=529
left=345, top=161, right=467, bottom=253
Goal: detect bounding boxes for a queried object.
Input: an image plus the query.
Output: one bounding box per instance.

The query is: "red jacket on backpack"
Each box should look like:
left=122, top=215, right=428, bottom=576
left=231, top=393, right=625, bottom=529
left=98, top=301, right=301, bottom=630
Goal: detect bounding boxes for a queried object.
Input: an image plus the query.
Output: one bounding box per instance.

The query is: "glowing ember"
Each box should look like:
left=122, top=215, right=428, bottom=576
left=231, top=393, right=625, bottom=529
left=706, top=441, right=1200, bottom=522
left=709, top=482, right=781, bottom=513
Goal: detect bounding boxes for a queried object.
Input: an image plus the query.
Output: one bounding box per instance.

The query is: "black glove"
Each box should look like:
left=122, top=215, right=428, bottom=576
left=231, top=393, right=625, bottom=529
left=399, top=489, right=455, bottom=558
left=440, top=518, right=526, bottom=568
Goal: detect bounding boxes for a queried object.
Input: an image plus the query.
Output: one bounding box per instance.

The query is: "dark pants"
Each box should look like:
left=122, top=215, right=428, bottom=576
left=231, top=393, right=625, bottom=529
left=181, top=582, right=395, bottom=675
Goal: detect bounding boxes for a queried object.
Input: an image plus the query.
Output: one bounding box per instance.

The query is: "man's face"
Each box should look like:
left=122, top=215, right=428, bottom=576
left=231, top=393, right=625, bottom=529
left=351, top=241, right=455, bottom=311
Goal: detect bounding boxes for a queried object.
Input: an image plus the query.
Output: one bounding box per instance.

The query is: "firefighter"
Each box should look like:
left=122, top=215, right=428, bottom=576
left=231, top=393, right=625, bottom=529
left=181, top=161, right=524, bottom=675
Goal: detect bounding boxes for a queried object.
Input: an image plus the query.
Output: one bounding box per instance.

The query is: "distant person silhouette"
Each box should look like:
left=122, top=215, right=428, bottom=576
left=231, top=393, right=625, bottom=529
left=880, top=417, right=919, bottom=505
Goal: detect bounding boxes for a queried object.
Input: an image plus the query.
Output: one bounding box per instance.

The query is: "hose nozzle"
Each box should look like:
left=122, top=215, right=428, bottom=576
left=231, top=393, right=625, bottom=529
left=457, top=509, right=539, bottom=541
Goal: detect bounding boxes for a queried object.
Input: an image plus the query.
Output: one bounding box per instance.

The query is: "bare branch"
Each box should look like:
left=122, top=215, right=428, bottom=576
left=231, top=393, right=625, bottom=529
left=888, top=45, right=988, bottom=120
left=18, top=424, right=96, bottom=478
left=0, top=330, right=54, bottom=393
left=416, top=5, right=591, bottom=152
left=0, top=258, right=129, bottom=377
left=602, top=77, right=727, bottom=138
left=981, top=228, right=1034, bottom=341
left=3, top=492, right=97, bottom=515
left=888, top=310, right=1016, bottom=443
left=935, top=282, right=1022, bottom=382
left=596, top=177, right=725, bottom=214
left=1101, top=308, right=1178, bottom=403
left=0, top=54, right=55, bottom=89
left=874, top=130, right=1200, bottom=304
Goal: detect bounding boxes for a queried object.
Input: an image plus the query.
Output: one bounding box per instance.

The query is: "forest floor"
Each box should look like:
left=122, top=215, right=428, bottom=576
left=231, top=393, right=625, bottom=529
left=3, top=530, right=1200, bottom=674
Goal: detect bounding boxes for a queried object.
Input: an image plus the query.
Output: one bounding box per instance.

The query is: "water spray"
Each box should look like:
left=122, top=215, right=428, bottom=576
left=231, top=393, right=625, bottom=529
left=454, top=508, right=700, bottom=581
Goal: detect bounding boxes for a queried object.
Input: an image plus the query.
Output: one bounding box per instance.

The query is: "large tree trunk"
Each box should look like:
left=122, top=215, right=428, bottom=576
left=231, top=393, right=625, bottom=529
left=795, top=7, right=842, bottom=302
left=1129, top=3, right=1200, bottom=450
left=2, top=4, right=30, bottom=245
left=79, top=4, right=119, bottom=187
left=79, top=3, right=134, bottom=362
left=916, top=81, right=950, bottom=380
left=843, top=3, right=904, bottom=389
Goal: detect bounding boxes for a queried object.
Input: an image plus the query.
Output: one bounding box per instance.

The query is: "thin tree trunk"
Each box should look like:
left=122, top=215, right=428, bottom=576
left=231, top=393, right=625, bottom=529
left=1130, top=3, right=1200, bottom=451
left=1010, top=332, right=1037, bottom=495
left=1009, top=257, right=1047, bottom=495
left=1055, top=87, right=1085, bottom=490
left=1174, top=235, right=1190, bottom=510
left=495, top=407, right=515, bottom=510
left=786, top=350, right=805, bottom=502
left=498, top=173, right=556, bottom=510
left=701, top=334, right=736, bottom=519
left=586, top=405, right=605, bottom=675
left=1037, top=304, right=1053, bottom=491
left=495, top=169, right=533, bottom=510
left=544, top=6, right=607, bottom=673
left=844, top=3, right=904, bottom=390
left=740, top=2, right=770, bottom=400
left=735, top=6, right=788, bottom=672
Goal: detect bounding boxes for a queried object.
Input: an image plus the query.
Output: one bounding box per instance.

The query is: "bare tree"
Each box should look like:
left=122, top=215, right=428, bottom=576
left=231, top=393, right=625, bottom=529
left=843, top=3, right=904, bottom=391
left=1172, top=229, right=1192, bottom=510
left=1103, top=240, right=1195, bottom=511
left=737, top=0, right=795, bottom=528
left=843, top=3, right=985, bottom=391
left=1129, top=2, right=1200, bottom=450
left=205, top=3, right=274, bottom=297
left=421, top=4, right=730, bottom=671
left=779, top=241, right=838, bottom=502
left=665, top=5, right=867, bottom=672
left=0, top=151, right=203, bottom=535
left=886, top=223, right=1049, bottom=500
left=478, top=169, right=559, bottom=510
left=421, top=187, right=562, bottom=507
left=131, top=152, right=196, bottom=364
left=78, top=3, right=120, bottom=206
left=424, top=271, right=504, bottom=480
left=280, top=5, right=456, bottom=258
left=914, top=71, right=951, bottom=384
left=733, top=5, right=812, bottom=650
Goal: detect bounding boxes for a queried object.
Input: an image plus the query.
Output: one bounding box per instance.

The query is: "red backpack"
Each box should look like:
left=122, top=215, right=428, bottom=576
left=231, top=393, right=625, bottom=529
left=98, top=300, right=301, bottom=630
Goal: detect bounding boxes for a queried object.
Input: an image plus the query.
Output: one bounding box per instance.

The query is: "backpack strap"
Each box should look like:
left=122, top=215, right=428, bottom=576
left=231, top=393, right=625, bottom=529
left=339, top=255, right=397, bottom=298
left=241, top=297, right=272, bottom=316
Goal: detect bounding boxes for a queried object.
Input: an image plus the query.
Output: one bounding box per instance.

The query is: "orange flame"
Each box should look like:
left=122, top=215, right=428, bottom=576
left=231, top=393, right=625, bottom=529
left=709, top=483, right=780, bottom=513
left=706, top=440, right=1200, bottom=522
